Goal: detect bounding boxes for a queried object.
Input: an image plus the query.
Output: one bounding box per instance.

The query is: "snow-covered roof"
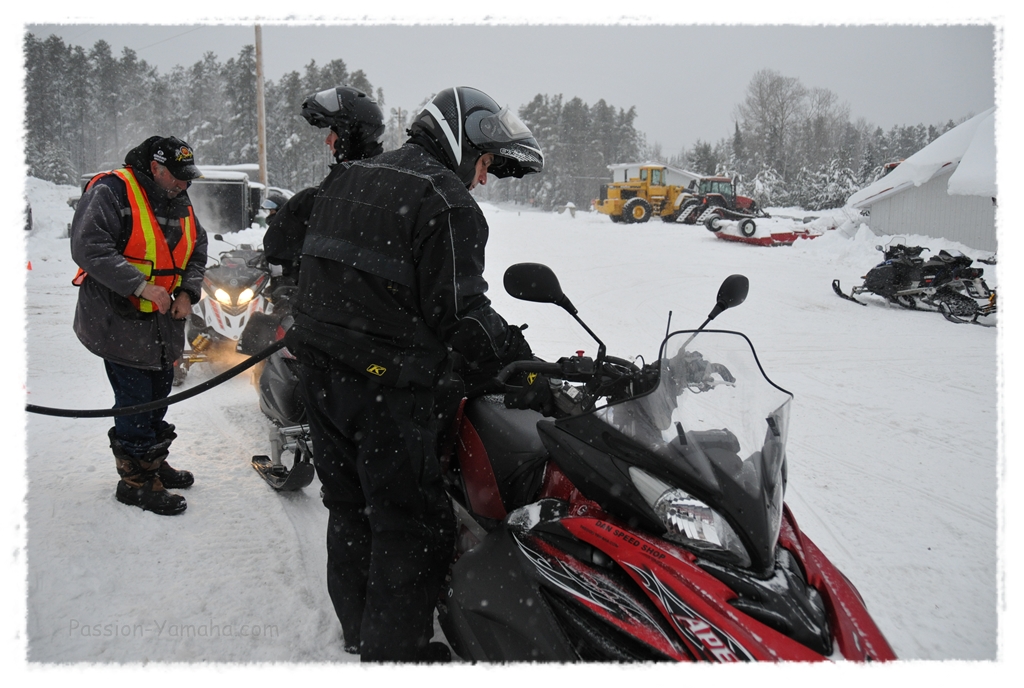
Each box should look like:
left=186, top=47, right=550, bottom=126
left=607, top=162, right=703, bottom=187
left=848, top=107, right=995, bottom=209
left=194, top=167, right=250, bottom=182
left=607, top=162, right=702, bottom=177
left=199, top=163, right=260, bottom=174
left=948, top=110, right=995, bottom=196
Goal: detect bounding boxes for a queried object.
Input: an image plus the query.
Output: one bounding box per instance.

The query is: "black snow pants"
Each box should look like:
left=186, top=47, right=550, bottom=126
left=294, top=362, right=456, bottom=662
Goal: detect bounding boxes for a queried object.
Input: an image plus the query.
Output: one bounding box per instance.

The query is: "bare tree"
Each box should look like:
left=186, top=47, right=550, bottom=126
left=735, top=69, right=807, bottom=179
left=799, top=86, right=851, bottom=171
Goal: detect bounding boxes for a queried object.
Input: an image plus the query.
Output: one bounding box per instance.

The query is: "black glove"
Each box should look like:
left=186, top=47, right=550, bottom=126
left=503, top=372, right=554, bottom=415
left=500, top=324, right=533, bottom=365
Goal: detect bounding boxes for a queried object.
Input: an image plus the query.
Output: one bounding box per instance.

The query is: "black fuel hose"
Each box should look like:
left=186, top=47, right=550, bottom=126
left=25, top=339, right=286, bottom=418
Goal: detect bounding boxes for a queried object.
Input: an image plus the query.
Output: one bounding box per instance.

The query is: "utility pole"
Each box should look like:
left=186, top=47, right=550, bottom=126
left=255, top=24, right=268, bottom=188
left=390, top=106, right=405, bottom=151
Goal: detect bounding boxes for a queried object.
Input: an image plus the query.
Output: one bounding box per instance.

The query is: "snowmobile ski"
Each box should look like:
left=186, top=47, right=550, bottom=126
left=832, top=279, right=867, bottom=305
left=252, top=453, right=316, bottom=491
left=938, top=302, right=996, bottom=327
left=251, top=418, right=316, bottom=491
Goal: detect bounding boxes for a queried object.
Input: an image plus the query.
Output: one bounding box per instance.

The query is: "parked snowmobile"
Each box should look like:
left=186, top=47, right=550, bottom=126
left=232, top=285, right=316, bottom=491
left=245, top=263, right=896, bottom=661
left=435, top=263, right=896, bottom=662
left=175, top=235, right=273, bottom=385
left=832, top=238, right=996, bottom=325
left=205, top=276, right=313, bottom=491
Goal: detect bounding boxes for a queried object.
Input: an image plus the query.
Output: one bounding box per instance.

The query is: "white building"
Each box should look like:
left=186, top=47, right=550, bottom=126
left=846, top=107, right=996, bottom=253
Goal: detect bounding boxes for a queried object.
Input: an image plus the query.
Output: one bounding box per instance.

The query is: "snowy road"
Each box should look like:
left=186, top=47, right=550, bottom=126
left=20, top=177, right=1001, bottom=664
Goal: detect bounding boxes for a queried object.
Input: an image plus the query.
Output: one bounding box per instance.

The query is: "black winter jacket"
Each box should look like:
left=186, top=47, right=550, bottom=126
left=286, top=141, right=529, bottom=388
left=263, top=163, right=350, bottom=278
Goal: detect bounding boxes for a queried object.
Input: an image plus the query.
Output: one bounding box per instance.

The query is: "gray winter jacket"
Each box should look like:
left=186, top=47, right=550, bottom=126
left=70, top=169, right=208, bottom=370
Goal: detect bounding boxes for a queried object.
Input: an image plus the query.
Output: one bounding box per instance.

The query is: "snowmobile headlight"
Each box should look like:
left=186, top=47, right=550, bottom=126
left=628, top=466, right=751, bottom=568
left=236, top=288, right=255, bottom=306
left=214, top=288, right=232, bottom=306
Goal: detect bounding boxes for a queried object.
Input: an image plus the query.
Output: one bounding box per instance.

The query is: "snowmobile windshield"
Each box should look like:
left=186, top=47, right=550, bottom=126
left=590, top=330, right=792, bottom=573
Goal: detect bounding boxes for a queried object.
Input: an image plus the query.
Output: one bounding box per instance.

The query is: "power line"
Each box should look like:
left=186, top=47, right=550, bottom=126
left=135, top=26, right=203, bottom=54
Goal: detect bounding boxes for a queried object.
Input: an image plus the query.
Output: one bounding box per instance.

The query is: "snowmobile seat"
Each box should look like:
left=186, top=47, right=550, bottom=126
left=464, top=395, right=549, bottom=510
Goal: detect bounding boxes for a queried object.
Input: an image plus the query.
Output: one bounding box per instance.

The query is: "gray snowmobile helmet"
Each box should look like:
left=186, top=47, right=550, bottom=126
left=300, top=86, right=385, bottom=161
left=408, top=86, right=544, bottom=188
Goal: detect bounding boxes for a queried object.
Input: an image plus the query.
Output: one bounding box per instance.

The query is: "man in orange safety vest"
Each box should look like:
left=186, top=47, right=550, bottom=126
left=70, top=136, right=208, bottom=516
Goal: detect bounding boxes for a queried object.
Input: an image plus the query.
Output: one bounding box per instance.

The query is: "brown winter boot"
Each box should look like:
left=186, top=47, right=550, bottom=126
left=153, top=424, right=194, bottom=489
left=110, top=433, right=187, bottom=516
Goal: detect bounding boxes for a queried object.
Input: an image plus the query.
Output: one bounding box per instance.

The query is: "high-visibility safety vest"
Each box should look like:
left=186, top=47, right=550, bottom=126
left=73, top=167, right=197, bottom=313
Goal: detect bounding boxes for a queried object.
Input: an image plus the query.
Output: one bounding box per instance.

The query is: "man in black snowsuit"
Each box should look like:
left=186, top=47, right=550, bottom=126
left=284, top=86, right=544, bottom=662
left=70, top=136, right=208, bottom=516
left=262, top=86, right=385, bottom=291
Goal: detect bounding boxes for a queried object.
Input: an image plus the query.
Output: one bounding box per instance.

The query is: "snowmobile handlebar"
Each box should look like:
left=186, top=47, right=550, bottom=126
left=495, top=352, right=651, bottom=419
left=495, top=359, right=569, bottom=384
left=496, top=263, right=750, bottom=414
left=496, top=352, right=642, bottom=387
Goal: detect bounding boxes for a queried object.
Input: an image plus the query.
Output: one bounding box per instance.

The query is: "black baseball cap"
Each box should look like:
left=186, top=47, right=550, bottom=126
left=151, top=137, right=203, bottom=181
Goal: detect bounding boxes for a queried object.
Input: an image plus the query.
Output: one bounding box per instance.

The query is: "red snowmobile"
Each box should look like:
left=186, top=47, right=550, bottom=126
left=244, top=262, right=896, bottom=662
left=436, top=263, right=897, bottom=662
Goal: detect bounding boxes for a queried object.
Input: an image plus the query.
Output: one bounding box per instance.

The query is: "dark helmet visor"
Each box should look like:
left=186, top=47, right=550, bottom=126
left=465, top=106, right=543, bottom=178
left=312, top=87, right=341, bottom=113
left=301, top=87, right=341, bottom=128
left=467, top=107, right=532, bottom=145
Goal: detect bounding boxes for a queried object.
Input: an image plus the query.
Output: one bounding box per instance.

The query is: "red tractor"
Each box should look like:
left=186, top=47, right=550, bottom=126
left=676, top=176, right=770, bottom=236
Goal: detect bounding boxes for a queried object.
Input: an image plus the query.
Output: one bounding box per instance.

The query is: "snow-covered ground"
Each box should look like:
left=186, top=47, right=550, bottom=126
left=14, top=177, right=1010, bottom=675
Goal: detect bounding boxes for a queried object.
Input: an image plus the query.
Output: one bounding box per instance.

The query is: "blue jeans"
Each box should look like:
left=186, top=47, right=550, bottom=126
left=103, top=360, right=175, bottom=457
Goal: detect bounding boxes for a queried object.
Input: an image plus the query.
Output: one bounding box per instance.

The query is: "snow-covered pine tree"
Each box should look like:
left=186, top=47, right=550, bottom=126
left=222, top=46, right=259, bottom=166
left=749, top=166, right=787, bottom=208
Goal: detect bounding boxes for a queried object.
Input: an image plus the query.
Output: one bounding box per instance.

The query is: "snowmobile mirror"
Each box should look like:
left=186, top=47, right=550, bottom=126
left=505, top=262, right=603, bottom=360
left=504, top=263, right=578, bottom=315
left=707, top=274, right=749, bottom=321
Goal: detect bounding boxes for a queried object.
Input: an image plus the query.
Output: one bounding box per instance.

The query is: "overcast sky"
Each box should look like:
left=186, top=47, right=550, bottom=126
left=24, top=19, right=996, bottom=157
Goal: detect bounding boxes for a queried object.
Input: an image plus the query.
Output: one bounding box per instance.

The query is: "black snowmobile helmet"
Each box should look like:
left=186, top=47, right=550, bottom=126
left=262, top=189, right=289, bottom=213
left=408, top=86, right=544, bottom=188
left=300, top=86, right=385, bottom=161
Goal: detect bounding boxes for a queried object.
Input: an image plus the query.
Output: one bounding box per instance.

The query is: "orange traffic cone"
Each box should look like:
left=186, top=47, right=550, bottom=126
left=27, top=261, right=32, bottom=270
